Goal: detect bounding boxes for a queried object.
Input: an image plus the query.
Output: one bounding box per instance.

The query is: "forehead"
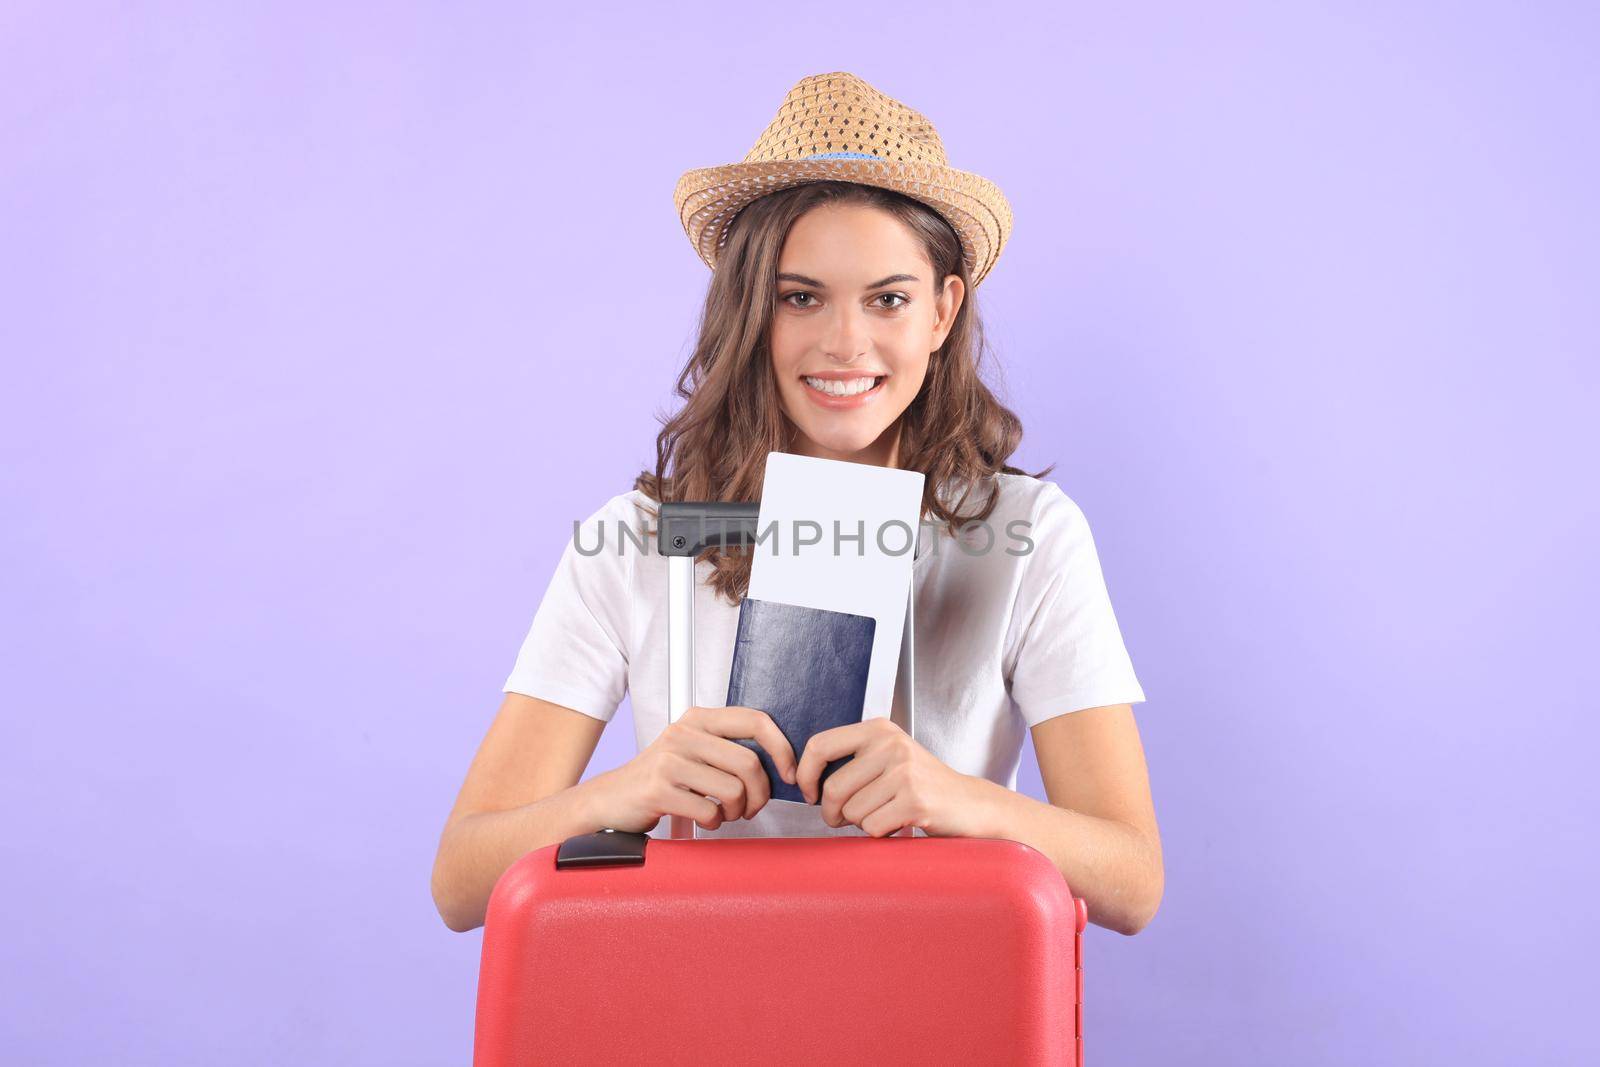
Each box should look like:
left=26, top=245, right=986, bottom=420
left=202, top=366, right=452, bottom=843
left=778, top=203, right=928, bottom=280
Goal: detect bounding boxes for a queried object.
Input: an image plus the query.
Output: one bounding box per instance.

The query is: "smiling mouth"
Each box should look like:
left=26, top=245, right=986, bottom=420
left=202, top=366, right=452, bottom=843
left=801, top=374, right=886, bottom=398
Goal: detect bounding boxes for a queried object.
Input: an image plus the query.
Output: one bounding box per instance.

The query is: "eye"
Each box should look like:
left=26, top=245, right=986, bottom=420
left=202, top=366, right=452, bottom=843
left=782, top=291, right=816, bottom=308
left=875, top=293, right=909, bottom=310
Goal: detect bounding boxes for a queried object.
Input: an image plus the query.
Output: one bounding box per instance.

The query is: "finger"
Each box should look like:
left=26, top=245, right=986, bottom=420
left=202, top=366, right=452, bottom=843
left=695, top=706, right=799, bottom=785
left=745, top=713, right=800, bottom=786
left=676, top=729, right=771, bottom=816
left=658, top=783, right=726, bottom=830
left=817, top=750, right=886, bottom=825
left=795, top=722, right=872, bottom=801
left=670, top=755, right=750, bottom=821
left=705, top=735, right=772, bottom=816
left=858, top=793, right=918, bottom=839
left=839, top=767, right=899, bottom=830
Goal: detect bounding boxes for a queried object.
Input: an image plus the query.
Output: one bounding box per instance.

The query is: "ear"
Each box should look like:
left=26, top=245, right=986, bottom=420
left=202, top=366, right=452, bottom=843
left=931, top=273, right=966, bottom=350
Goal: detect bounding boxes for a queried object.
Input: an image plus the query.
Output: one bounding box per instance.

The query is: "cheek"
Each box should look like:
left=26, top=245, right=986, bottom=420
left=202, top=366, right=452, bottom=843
left=769, top=322, right=802, bottom=375
left=889, top=354, right=931, bottom=395
left=770, top=356, right=804, bottom=409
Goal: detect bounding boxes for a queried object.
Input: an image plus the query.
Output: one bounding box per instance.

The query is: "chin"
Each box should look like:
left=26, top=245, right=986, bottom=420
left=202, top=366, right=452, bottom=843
left=779, top=386, right=901, bottom=458
left=797, top=424, right=887, bottom=455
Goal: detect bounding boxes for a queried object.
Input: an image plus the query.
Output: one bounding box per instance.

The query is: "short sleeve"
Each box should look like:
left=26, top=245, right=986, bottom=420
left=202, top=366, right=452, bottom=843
left=1007, top=483, right=1147, bottom=727
left=501, top=494, right=637, bottom=722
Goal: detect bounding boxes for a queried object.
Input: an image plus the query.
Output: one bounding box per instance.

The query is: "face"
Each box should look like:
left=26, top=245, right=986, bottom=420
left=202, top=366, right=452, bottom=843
left=770, top=202, right=964, bottom=468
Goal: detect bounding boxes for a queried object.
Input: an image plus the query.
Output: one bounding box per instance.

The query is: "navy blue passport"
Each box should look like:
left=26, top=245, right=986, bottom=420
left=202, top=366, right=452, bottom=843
left=724, top=597, right=877, bottom=804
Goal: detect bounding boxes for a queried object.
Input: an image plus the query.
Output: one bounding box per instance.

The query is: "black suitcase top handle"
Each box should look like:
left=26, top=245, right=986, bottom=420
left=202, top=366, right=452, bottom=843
left=657, top=501, right=761, bottom=558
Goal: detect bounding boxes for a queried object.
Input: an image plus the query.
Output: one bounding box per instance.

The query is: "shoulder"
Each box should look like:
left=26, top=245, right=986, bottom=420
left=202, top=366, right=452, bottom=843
left=985, top=473, right=1095, bottom=569
left=982, top=472, right=1088, bottom=530
left=922, top=471, right=1089, bottom=567
left=556, top=490, right=659, bottom=579
left=571, top=489, right=658, bottom=536
left=584, top=487, right=656, bottom=520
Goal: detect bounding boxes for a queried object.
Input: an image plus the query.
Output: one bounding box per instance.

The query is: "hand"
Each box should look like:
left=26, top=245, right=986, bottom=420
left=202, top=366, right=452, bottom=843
left=585, top=706, right=799, bottom=834
left=794, top=717, right=988, bottom=838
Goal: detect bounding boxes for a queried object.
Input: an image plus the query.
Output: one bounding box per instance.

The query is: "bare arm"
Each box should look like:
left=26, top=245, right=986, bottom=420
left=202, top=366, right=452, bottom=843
left=968, top=703, right=1164, bottom=936
left=430, top=693, right=611, bottom=933
left=431, top=695, right=801, bottom=933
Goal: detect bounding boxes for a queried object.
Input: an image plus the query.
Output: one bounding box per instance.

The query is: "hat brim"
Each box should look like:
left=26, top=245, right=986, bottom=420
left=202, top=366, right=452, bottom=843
left=673, top=157, right=1012, bottom=289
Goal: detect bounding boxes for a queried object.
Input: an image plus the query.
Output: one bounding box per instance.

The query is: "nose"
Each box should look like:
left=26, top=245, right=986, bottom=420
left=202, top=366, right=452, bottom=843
left=821, top=302, right=870, bottom=364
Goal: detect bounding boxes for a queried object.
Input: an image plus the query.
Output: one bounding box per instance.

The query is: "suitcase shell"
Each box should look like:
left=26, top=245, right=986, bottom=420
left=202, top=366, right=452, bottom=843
left=474, top=835, right=1087, bottom=1066
left=474, top=501, right=1088, bottom=1065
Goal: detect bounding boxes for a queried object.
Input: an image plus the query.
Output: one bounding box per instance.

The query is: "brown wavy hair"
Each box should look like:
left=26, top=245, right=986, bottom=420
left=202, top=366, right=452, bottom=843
left=634, top=180, right=1053, bottom=605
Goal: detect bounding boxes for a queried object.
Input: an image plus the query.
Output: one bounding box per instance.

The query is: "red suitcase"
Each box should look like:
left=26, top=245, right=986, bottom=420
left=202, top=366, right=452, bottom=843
left=474, top=502, right=1088, bottom=1065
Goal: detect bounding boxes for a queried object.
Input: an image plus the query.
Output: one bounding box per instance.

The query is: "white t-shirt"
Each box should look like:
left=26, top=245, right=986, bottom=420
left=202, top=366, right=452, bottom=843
left=503, top=472, right=1147, bottom=839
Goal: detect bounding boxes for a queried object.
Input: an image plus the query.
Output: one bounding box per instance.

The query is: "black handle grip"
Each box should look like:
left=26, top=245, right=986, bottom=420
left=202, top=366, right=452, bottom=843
left=555, top=829, right=650, bottom=869
left=657, top=501, right=761, bottom=557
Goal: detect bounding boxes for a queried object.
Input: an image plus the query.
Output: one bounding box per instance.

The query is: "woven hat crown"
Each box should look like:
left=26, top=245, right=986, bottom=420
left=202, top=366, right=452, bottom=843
left=742, top=72, right=950, bottom=167
left=674, top=72, right=1012, bottom=288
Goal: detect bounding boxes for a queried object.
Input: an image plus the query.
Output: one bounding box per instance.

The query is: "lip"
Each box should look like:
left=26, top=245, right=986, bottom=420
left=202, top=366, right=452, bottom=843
left=799, top=373, right=887, bottom=410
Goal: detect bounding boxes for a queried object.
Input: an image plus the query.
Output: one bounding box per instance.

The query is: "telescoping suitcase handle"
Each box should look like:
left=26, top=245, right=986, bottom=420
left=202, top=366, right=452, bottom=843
left=556, top=499, right=918, bottom=865
left=658, top=500, right=917, bottom=842
left=557, top=503, right=766, bottom=866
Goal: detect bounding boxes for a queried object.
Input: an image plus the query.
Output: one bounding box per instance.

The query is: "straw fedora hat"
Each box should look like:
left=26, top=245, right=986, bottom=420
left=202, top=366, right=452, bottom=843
left=673, top=71, right=1013, bottom=289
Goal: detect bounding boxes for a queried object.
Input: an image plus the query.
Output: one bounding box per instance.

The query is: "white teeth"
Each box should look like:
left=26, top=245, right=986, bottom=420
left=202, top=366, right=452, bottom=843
left=803, top=375, right=880, bottom=397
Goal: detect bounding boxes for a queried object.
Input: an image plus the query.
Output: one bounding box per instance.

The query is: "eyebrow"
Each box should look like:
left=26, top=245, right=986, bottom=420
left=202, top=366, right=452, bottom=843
left=775, top=272, right=920, bottom=290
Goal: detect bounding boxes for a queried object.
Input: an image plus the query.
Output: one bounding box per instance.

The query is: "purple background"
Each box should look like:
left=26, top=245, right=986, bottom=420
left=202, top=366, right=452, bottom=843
left=3, top=3, right=1596, bottom=1063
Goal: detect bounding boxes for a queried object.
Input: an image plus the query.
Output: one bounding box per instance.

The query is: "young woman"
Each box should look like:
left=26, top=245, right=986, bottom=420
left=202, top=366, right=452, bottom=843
left=432, top=72, right=1163, bottom=936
